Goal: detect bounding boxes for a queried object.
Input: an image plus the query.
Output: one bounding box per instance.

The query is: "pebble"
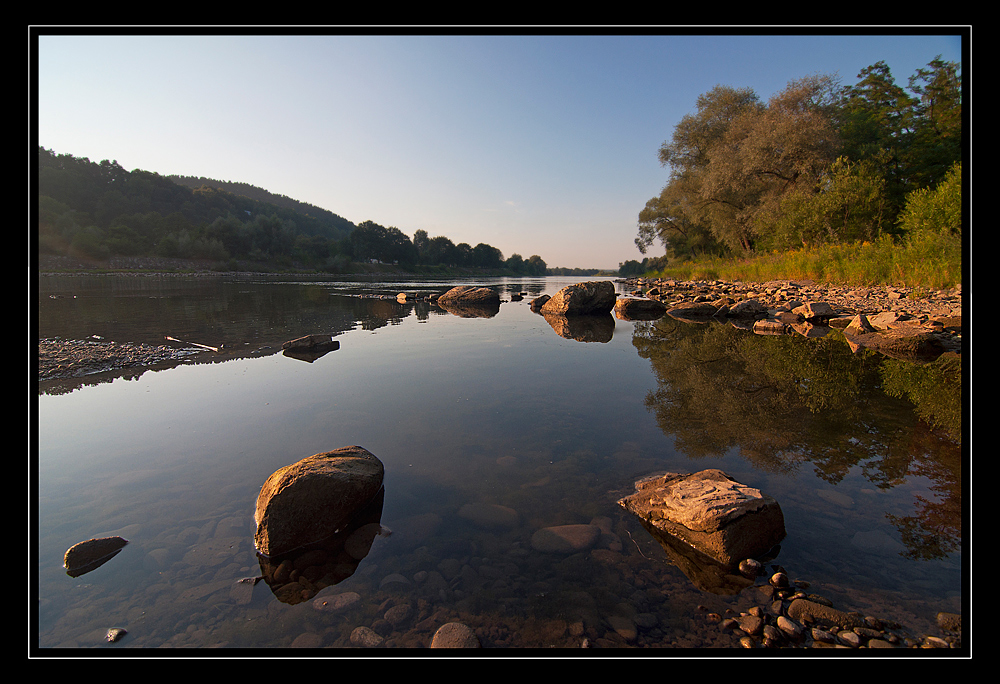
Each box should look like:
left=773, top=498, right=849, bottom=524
left=430, top=622, right=481, bottom=648
left=350, top=626, right=385, bottom=647
left=105, top=628, right=127, bottom=643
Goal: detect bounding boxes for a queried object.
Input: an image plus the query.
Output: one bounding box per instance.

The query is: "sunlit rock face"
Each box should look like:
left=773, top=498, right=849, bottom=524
left=540, top=281, right=616, bottom=316
left=618, top=469, right=785, bottom=571
left=254, top=446, right=385, bottom=558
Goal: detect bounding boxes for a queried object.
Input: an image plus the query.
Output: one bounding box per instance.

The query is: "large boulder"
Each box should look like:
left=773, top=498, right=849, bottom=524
left=436, top=286, right=501, bottom=318
left=618, top=469, right=785, bottom=570
left=540, top=281, right=616, bottom=316
left=254, top=446, right=385, bottom=558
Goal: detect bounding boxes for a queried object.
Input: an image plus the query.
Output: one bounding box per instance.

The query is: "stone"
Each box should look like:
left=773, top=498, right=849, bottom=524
left=430, top=622, right=481, bottom=648
left=436, top=286, right=501, bottom=318
left=254, top=446, right=385, bottom=557
left=937, top=611, right=962, bottom=633
left=63, top=536, right=129, bottom=577
left=540, top=281, right=616, bottom=316
left=282, top=334, right=337, bottom=352
left=530, top=294, right=551, bottom=312
left=617, top=469, right=785, bottom=569
left=312, top=591, right=361, bottom=612
left=350, top=626, right=385, bottom=647
left=614, top=296, right=666, bottom=321
left=281, top=334, right=340, bottom=362
left=728, top=299, right=768, bottom=318
left=531, top=524, right=602, bottom=554
left=793, top=302, right=836, bottom=320
left=787, top=598, right=865, bottom=630
left=458, top=502, right=520, bottom=529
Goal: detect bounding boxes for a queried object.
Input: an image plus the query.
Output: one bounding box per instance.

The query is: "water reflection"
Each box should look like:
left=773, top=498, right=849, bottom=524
left=35, top=275, right=964, bottom=649
left=541, top=313, right=615, bottom=343
left=631, top=316, right=962, bottom=562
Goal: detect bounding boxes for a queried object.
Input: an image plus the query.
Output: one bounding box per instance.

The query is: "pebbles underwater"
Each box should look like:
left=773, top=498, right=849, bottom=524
left=40, top=502, right=963, bottom=651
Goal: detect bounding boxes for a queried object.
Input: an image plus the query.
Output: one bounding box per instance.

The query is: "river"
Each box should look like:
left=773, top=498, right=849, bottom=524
left=33, top=273, right=964, bottom=653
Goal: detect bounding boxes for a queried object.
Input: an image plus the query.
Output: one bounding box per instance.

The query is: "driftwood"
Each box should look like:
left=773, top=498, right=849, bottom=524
left=165, top=336, right=220, bottom=352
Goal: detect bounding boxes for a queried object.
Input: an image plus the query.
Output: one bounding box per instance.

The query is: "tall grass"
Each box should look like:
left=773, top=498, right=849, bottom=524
left=649, top=232, right=963, bottom=289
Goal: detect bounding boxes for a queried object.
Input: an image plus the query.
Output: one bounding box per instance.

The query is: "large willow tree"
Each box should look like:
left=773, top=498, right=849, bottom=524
left=641, top=76, right=842, bottom=255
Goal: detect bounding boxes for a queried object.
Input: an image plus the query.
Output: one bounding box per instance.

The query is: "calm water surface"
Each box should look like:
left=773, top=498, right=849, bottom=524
left=34, top=274, right=964, bottom=651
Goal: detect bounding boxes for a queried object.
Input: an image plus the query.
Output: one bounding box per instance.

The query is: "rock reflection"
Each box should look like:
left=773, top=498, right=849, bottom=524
left=281, top=334, right=340, bottom=363
left=541, top=313, right=615, bottom=343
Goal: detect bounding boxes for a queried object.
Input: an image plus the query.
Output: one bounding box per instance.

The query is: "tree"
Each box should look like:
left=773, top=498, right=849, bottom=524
left=637, top=174, right=722, bottom=259
left=761, top=156, right=889, bottom=249
left=701, top=74, right=842, bottom=251
left=646, top=77, right=842, bottom=255
left=897, top=161, right=962, bottom=237
left=906, top=57, right=963, bottom=190
left=472, top=242, right=503, bottom=269
left=413, top=229, right=429, bottom=262
left=524, top=255, right=547, bottom=276
left=424, top=235, right=457, bottom=265
left=837, top=61, right=917, bottom=218
left=652, top=84, right=764, bottom=254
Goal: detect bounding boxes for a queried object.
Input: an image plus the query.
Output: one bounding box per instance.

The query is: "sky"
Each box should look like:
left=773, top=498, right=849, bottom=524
left=33, top=29, right=966, bottom=270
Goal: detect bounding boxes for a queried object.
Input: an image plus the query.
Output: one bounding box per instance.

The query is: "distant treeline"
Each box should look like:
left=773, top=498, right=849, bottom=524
left=35, top=147, right=549, bottom=274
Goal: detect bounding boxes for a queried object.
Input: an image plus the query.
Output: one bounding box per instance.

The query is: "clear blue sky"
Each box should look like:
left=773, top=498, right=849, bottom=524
left=34, top=30, right=965, bottom=269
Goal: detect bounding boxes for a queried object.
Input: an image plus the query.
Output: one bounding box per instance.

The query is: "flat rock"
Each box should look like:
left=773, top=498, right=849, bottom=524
left=617, top=469, right=785, bottom=569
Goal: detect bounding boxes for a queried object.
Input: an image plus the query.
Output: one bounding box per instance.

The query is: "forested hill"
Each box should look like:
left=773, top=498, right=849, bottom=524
left=35, top=147, right=549, bottom=275
left=168, top=175, right=355, bottom=236
left=37, top=147, right=358, bottom=269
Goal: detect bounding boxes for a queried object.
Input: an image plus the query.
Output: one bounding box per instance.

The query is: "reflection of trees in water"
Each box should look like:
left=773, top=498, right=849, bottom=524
left=631, top=317, right=962, bottom=561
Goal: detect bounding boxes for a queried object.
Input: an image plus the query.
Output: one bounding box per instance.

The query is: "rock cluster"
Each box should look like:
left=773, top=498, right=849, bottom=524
left=620, top=277, right=962, bottom=359
left=705, top=560, right=963, bottom=650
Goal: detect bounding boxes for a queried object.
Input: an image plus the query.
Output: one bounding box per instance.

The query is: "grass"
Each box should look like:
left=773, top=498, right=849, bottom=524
left=648, top=232, right=963, bottom=290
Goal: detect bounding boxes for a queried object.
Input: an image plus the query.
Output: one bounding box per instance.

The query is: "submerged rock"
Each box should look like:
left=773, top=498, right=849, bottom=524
left=530, top=524, right=602, bottom=553
left=430, top=622, right=481, bottom=648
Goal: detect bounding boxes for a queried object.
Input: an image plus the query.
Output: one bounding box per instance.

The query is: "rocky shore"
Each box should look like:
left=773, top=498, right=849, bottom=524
left=620, top=276, right=963, bottom=357
left=37, top=337, right=205, bottom=382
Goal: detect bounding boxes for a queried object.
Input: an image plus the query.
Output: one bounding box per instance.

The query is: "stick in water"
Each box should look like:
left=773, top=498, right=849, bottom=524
left=165, top=336, right=220, bottom=352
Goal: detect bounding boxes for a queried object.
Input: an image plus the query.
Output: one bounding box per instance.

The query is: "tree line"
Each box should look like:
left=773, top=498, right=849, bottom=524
left=635, top=56, right=963, bottom=263
left=36, top=147, right=547, bottom=274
